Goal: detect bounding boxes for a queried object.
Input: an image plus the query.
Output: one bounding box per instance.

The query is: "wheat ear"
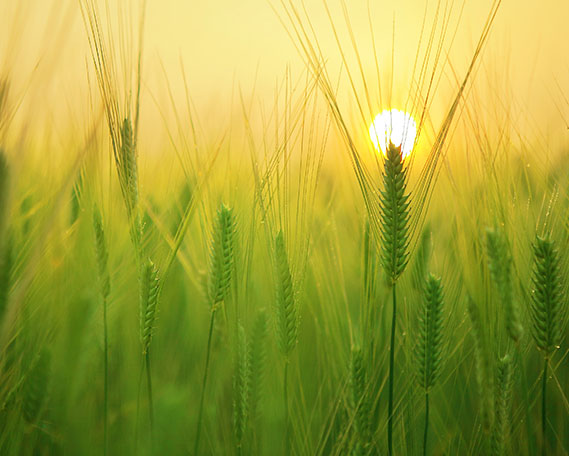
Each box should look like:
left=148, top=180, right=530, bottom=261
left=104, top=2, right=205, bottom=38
left=486, top=226, right=523, bottom=342
left=379, top=143, right=411, bottom=456
left=415, top=274, right=444, bottom=456
left=530, top=235, right=565, bottom=456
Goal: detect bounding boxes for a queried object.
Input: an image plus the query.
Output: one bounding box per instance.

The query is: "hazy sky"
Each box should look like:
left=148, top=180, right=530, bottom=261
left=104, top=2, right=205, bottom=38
left=1, top=0, right=568, bottom=147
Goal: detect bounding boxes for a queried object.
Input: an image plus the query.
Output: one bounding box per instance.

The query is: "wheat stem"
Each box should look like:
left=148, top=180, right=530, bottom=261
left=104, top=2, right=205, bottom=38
left=146, top=349, right=154, bottom=444
left=423, top=391, right=429, bottom=456
left=103, top=294, right=108, bottom=456
left=541, top=357, right=548, bottom=456
left=388, top=283, right=397, bottom=456
left=194, top=309, right=216, bottom=456
left=284, top=359, right=290, bottom=455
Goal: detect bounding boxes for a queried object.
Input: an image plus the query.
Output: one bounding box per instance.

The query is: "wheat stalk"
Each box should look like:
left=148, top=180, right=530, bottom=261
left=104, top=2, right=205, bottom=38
left=379, top=142, right=411, bottom=456
left=234, top=323, right=251, bottom=455
left=92, top=205, right=110, bottom=455
left=415, top=274, right=444, bottom=456
left=530, top=235, right=565, bottom=456
left=194, top=203, right=236, bottom=455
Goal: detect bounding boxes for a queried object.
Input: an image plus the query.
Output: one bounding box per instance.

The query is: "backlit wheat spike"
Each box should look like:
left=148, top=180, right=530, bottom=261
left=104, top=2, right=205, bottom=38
left=379, top=142, right=411, bottom=284
left=234, top=323, right=251, bottom=451
left=486, top=226, right=523, bottom=342
left=350, top=345, right=371, bottom=455
left=274, top=230, right=298, bottom=358
left=530, top=235, right=564, bottom=357
left=491, top=354, right=513, bottom=456
left=380, top=142, right=411, bottom=456
left=415, top=274, right=444, bottom=391
left=415, top=274, right=445, bottom=456
left=207, top=204, right=236, bottom=307
left=467, top=295, right=495, bottom=434
left=119, top=118, right=138, bottom=215
left=530, top=235, right=566, bottom=456
left=93, top=206, right=110, bottom=299
left=22, top=349, right=51, bottom=424
left=139, top=259, right=159, bottom=355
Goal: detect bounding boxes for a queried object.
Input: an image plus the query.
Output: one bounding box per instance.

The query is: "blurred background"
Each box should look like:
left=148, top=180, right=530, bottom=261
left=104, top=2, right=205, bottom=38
left=1, top=0, right=568, bottom=155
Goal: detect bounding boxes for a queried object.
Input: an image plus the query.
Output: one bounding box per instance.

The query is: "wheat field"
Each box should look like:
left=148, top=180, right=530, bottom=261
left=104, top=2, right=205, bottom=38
left=0, top=0, right=568, bottom=455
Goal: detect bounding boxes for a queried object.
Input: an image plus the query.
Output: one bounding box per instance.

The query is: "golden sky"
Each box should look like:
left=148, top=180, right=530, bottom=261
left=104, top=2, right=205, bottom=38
left=1, top=0, right=568, bottom=149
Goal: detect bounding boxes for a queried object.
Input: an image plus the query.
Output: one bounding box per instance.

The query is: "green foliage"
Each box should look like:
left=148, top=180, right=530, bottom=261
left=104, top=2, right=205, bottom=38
left=207, top=204, right=236, bottom=307
left=530, top=235, right=565, bottom=358
left=274, top=230, right=298, bottom=358
left=485, top=226, right=523, bottom=343
left=415, top=274, right=444, bottom=391
left=379, top=143, right=410, bottom=284
left=139, top=259, right=159, bottom=355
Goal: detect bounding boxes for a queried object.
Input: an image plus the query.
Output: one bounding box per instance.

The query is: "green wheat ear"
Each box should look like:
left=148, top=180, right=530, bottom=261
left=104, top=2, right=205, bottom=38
left=139, top=259, right=159, bottom=355
left=485, top=226, right=523, bottom=343
left=274, top=230, right=298, bottom=358
left=350, top=345, right=371, bottom=454
left=207, top=204, right=236, bottom=307
left=22, top=349, right=51, bottom=424
left=234, top=323, right=251, bottom=450
left=467, top=295, right=495, bottom=434
left=119, top=118, right=138, bottom=215
left=415, top=274, right=444, bottom=391
left=379, top=142, right=411, bottom=284
left=530, top=235, right=565, bottom=357
left=93, top=206, right=110, bottom=299
left=249, top=308, right=268, bottom=420
left=491, top=354, right=513, bottom=456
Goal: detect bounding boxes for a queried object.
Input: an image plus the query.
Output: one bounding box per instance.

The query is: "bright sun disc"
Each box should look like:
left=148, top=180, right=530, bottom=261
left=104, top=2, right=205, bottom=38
left=369, top=109, right=417, bottom=159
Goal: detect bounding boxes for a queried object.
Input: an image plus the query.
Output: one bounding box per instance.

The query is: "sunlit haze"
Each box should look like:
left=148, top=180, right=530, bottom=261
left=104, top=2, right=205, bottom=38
left=369, top=110, right=417, bottom=159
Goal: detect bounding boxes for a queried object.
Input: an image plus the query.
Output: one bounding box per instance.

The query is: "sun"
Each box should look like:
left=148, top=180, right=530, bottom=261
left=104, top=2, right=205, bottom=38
left=369, top=109, right=417, bottom=159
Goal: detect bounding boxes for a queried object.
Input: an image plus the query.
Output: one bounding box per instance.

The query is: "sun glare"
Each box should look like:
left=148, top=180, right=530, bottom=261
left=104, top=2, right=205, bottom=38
left=369, top=109, right=417, bottom=159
